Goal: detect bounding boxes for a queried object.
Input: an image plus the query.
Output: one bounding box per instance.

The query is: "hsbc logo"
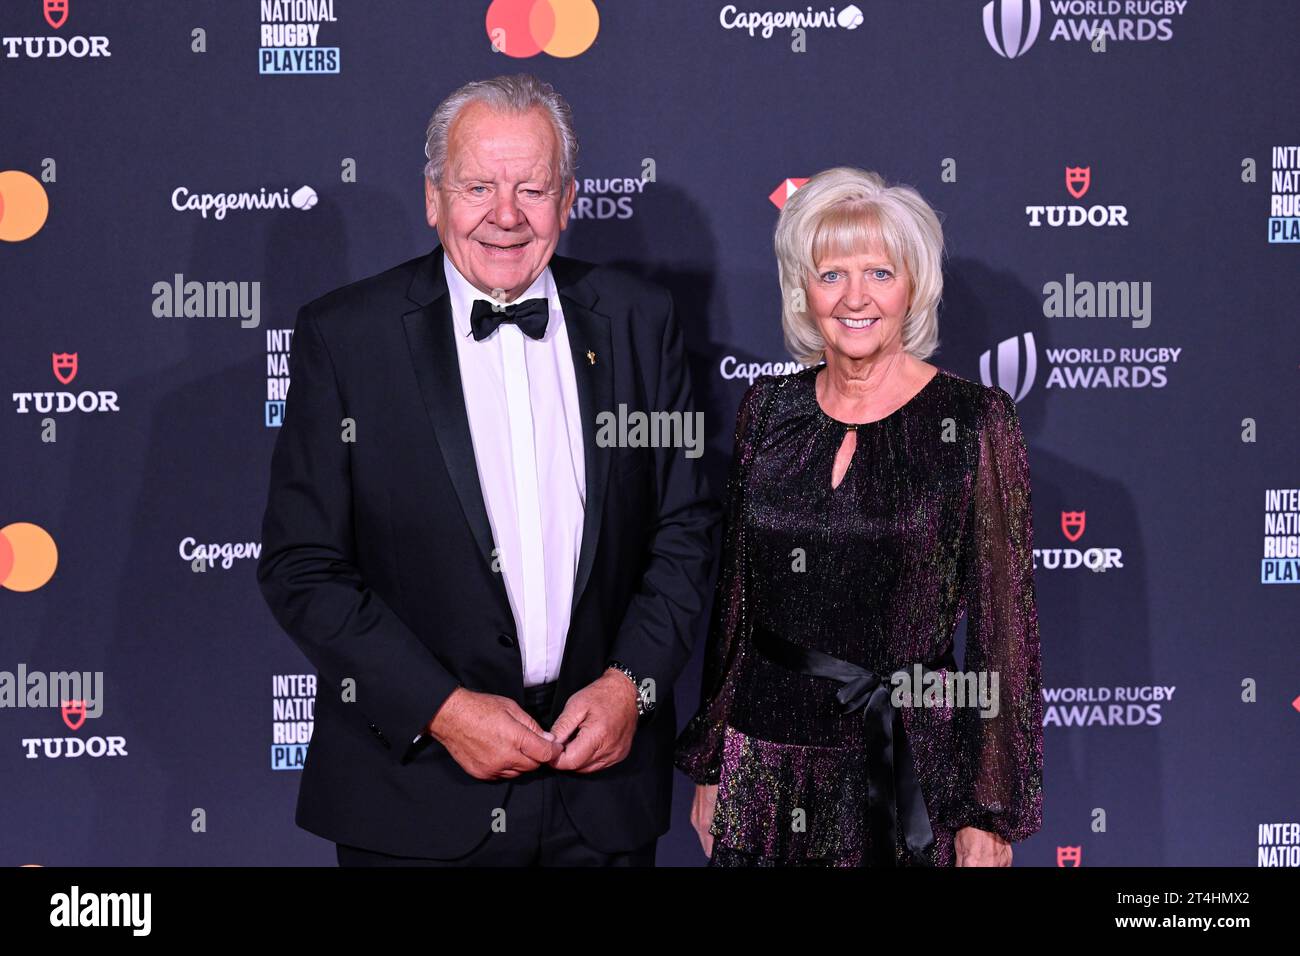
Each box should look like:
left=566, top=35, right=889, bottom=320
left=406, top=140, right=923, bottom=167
left=769, top=177, right=809, bottom=210
left=984, top=0, right=1042, bottom=58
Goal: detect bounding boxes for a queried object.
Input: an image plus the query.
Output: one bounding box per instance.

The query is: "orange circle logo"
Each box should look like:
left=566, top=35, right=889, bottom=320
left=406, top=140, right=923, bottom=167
left=0, top=171, right=50, bottom=242
left=0, top=523, right=59, bottom=592
left=486, top=0, right=600, bottom=58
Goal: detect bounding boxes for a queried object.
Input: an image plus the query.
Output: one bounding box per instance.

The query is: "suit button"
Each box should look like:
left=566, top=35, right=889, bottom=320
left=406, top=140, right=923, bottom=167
left=368, top=723, right=382, bottom=738
left=497, top=633, right=517, bottom=647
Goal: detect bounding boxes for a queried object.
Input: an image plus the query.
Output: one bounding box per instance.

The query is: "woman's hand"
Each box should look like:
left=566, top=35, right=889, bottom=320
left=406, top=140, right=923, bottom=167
left=690, top=783, right=719, bottom=857
left=955, top=826, right=1012, bottom=866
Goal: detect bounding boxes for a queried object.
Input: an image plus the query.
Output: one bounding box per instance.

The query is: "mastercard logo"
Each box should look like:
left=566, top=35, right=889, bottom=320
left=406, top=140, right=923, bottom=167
left=0, top=171, right=50, bottom=242
left=0, top=523, right=59, bottom=592
left=486, top=0, right=600, bottom=58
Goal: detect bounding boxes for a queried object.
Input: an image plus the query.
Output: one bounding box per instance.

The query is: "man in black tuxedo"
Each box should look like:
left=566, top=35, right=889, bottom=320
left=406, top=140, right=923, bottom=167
left=256, top=74, right=717, bottom=865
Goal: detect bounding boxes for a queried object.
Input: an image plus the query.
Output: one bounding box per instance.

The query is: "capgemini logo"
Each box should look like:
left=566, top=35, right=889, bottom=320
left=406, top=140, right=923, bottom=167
left=978, top=333, right=1037, bottom=402
left=983, top=0, right=1041, bottom=59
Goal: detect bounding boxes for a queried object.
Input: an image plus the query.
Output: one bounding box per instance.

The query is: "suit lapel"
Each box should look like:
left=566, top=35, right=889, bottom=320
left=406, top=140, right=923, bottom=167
left=400, top=246, right=504, bottom=594
left=400, top=245, right=614, bottom=620
left=551, top=254, right=614, bottom=617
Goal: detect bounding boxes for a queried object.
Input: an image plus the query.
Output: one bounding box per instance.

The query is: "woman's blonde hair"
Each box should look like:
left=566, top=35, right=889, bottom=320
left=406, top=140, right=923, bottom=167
left=774, top=166, right=945, bottom=365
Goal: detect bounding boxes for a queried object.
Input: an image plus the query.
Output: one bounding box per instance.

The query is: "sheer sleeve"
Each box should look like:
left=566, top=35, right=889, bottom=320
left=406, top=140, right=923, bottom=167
left=949, top=387, right=1044, bottom=843
left=673, top=377, right=773, bottom=785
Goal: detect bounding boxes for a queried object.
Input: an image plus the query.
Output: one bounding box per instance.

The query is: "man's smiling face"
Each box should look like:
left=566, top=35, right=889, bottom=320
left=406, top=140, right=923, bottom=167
left=424, top=101, right=576, bottom=302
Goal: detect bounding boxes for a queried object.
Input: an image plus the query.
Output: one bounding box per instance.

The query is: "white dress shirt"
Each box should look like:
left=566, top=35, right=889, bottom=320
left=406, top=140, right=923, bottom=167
left=444, top=253, right=586, bottom=687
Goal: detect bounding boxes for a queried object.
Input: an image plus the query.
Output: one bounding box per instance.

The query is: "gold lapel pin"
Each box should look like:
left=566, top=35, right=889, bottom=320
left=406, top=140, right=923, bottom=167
left=586, top=350, right=596, bottom=366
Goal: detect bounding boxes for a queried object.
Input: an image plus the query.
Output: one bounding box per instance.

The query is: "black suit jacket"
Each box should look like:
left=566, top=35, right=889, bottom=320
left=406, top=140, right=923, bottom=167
left=256, top=243, right=718, bottom=857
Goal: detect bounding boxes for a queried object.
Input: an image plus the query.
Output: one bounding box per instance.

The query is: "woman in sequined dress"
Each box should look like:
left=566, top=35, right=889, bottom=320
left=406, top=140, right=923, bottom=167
left=674, top=167, right=1043, bottom=867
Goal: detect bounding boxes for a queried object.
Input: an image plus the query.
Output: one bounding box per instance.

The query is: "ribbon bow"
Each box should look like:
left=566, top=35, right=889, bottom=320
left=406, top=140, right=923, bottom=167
left=469, top=296, right=549, bottom=341
left=754, top=627, right=951, bottom=867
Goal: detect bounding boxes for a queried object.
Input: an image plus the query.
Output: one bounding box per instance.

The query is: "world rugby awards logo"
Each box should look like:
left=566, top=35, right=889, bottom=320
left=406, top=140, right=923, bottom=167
left=979, top=332, right=1037, bottom=402
left=984, top=0, right=1041, bottom=58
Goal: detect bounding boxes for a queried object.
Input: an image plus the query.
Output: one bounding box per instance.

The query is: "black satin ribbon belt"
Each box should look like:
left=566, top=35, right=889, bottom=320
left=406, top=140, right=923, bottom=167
left=752, top=626, right=956, bottom=867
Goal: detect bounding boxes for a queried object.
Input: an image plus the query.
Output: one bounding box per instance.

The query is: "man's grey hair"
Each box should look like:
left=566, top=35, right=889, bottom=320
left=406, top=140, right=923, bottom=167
left=423, top=74, right=579, bottom=188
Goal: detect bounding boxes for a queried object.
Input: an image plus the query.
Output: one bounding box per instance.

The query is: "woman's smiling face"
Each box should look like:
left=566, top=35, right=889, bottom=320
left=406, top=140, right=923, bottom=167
left=807, top=243, right=912, bottom=364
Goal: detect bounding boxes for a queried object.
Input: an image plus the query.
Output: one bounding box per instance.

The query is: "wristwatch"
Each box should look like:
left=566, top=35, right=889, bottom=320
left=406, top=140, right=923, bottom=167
left=607, top=661, right=655, bottom=718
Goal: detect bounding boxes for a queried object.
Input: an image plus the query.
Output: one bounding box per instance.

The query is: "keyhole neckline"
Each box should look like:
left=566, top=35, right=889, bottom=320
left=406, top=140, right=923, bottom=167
left=830, top=427, right=858, bottom=492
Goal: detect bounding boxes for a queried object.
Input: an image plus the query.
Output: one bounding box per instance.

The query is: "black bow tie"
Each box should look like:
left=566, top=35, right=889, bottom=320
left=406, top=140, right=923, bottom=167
left=469, top=297, right=549, bottom=341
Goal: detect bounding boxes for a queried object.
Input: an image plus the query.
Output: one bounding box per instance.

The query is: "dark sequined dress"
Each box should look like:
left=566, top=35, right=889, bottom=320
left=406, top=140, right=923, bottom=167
left=674, top=365, right=1043, bottom=866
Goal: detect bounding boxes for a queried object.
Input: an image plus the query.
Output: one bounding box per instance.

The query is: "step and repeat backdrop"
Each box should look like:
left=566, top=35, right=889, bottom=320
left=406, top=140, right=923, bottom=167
left=2, top=0, right=1297, bottom=866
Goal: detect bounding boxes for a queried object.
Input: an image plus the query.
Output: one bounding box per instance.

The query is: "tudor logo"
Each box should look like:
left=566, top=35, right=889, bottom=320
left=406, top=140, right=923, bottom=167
left=44, top=0, right=68, bottom=30
left=1057, top=845, right=1082, bottom=867
left=52, top=351, right=77, bottom=385
left=1066, top=166, right=1091, bottom=200
left=61, top=699, right=86, bottom=731
left=1061, top=511, right=1086, bottom=543
left=1025, top=164, right=1128, bottom=228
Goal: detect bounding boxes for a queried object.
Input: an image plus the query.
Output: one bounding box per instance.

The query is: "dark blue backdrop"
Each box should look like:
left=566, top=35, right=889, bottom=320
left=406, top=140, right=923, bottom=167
left=2, top=0, right=1298, bottom=866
